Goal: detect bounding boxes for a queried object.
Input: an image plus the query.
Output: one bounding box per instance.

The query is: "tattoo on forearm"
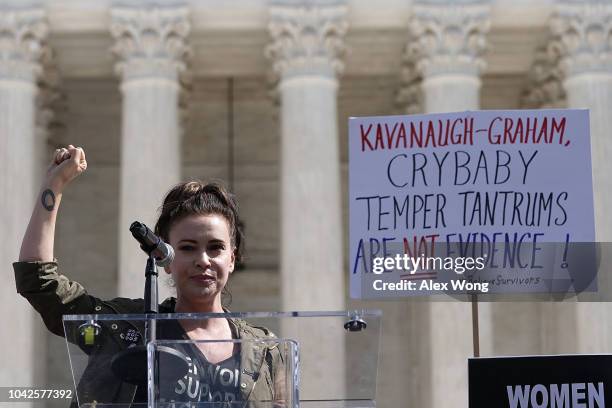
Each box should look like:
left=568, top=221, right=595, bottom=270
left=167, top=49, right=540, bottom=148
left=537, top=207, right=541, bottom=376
left=41, top=189, right=56, bottom=211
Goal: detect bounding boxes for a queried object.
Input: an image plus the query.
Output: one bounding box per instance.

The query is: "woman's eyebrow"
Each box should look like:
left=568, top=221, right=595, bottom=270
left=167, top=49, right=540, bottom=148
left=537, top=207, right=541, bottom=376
left=208, top=238, right=226, bottom=243
left=177, top=238, right=227, bottom=244
left=177, top=239, right=198, bottom=244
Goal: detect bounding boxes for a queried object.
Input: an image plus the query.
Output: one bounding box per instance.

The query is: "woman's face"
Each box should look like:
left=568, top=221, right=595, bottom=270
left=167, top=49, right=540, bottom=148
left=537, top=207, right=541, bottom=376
left=165, top=213, right=235, bottom=308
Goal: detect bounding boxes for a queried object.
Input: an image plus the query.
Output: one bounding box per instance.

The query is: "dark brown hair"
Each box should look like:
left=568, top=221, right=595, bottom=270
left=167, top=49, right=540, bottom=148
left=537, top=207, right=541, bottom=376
left=154, top=180, right=244, bottom=263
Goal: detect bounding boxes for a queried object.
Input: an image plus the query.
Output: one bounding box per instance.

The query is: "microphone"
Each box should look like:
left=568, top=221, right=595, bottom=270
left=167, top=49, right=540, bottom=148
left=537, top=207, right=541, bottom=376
left=129, top=221, right=175, bottom=267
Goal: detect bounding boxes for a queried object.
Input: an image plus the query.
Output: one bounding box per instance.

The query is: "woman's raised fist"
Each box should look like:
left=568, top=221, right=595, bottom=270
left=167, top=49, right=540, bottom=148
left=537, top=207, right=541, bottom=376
left=46, top=144, right=87, bottom=191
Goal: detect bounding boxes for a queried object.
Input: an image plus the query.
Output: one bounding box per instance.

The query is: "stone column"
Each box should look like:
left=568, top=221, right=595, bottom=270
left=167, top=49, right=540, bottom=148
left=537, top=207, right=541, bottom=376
left=266, top=0, right=347, bottom=400
left=408, top=3, right=489, bottom=113
left=520, top=41, right=580, bottom=357
left=266, top=1, right=347, bottom=311
left=111, top=6, right=190, bottom=298
left=551, top=1, right=612, bottom=353
left=0, top=5, right=48, bottom=392
left=407, top=3, right=490, bottom=407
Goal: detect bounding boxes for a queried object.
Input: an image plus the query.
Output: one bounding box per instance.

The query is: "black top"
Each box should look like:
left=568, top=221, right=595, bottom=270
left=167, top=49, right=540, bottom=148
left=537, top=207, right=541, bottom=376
left=158, top=320, right=243, bottom=406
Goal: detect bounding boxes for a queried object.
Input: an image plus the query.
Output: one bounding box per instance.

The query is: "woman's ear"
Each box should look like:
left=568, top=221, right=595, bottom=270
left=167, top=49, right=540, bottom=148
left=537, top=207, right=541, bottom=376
left=164, top=266, right=171, bottom=274
left=229, top=249, right=236, bottom=274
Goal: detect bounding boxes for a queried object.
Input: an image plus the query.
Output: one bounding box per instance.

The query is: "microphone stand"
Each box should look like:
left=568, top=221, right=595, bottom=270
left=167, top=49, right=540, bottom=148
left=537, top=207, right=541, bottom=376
left=144, top=253, right=158, bottom=333
left=111, top=250, right=189, bottom=402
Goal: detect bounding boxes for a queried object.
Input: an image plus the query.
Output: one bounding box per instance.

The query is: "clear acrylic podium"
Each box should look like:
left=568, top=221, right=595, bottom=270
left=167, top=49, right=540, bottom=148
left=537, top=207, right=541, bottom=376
left=63, top=311, right=381, bottom=408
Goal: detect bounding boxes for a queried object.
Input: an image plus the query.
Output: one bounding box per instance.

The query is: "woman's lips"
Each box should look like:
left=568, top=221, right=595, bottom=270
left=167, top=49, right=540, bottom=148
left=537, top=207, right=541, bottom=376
left=189, top=274, right=215, bottom=284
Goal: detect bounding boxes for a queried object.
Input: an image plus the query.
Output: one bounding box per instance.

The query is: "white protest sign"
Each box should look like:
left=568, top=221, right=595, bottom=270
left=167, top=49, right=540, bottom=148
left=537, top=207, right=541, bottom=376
left=348, top=110, right=595, bottom=299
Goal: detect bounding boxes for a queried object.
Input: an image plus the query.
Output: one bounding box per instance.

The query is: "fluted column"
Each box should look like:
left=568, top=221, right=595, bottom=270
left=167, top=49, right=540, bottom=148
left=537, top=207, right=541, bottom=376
left=408, top=3, right=490, bottom=407
left=520, top=40, right=576, bottom=358
left=266, top=1, right=346, bottom=311
left=111, top=6, right=190, bottom=298
left=551, top=1, right=612, bottom=353
left=266, top=1, right=347, bottom=400
left=0, top=5, right=48, bottom=392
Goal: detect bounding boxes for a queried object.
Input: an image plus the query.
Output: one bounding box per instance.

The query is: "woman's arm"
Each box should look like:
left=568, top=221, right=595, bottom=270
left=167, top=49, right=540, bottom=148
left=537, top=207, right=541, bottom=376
left=19, top=145, right=87, bottom=262
left=15, top=145, right=91, bottom=336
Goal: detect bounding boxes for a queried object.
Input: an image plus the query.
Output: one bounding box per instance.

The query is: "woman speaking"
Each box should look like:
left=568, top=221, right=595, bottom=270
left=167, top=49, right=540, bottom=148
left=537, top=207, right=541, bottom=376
left=14, top=145, right=284, bottom=406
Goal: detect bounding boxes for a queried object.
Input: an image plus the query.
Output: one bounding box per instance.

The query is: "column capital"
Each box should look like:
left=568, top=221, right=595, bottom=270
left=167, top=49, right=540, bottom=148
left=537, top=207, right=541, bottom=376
left=110, top=6, right=191, bottom=83
left=521, top=40, right=567, bottom=109
left=0, top=7, right=48, bottom=83
left=407, top=1, right=490, bottom=78
left=551, top=1, right=612, bottom=77
left=266, top=0, right=348, bottom=82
